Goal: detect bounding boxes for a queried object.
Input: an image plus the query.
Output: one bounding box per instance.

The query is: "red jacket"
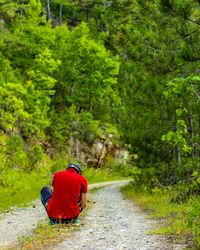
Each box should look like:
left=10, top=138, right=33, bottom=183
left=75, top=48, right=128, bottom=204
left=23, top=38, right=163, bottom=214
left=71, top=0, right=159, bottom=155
left=47, top=169, right=88, bottom=219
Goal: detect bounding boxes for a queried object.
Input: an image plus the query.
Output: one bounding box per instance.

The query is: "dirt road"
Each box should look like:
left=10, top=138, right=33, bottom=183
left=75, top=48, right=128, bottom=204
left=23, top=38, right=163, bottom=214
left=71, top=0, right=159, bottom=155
left=0, top=180, right=128, bottom=248
left=0, top=180, right=185, bottom=249
left=53, top=183, right=184, bottom=250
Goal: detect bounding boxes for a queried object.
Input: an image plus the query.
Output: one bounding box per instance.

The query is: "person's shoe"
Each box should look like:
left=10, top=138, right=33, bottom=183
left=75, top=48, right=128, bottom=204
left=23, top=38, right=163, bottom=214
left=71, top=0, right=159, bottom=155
left=49, top=219, right=57, bottom=226
left=72, top=218, right=81, bottom=226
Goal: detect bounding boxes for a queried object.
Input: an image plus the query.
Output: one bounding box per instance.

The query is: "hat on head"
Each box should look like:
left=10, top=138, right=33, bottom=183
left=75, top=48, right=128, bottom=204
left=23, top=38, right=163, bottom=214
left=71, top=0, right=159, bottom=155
left=67, top=163, right=82, bottom=175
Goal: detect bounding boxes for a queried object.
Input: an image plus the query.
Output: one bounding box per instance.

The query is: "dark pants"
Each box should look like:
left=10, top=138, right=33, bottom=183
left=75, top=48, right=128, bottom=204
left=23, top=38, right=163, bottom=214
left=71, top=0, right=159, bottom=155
left=40, top=186, right=77, bottom=224
left=40, top=186, right=52, bottom=210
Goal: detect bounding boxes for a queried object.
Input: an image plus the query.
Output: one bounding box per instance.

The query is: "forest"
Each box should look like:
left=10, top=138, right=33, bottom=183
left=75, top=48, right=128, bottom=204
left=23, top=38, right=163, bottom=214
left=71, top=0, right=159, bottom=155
left=0, top=0, right=200, bottom=247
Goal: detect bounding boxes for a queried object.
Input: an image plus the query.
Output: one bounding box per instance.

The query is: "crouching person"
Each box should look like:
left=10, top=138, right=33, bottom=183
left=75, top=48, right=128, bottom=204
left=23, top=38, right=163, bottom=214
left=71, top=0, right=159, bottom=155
left=40, top=163, right=88, bottom=225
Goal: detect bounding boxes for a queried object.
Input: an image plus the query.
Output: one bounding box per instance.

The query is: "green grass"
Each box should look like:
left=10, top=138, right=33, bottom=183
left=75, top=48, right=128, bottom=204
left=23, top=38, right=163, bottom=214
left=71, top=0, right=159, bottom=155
left=0, top=168, right=51, bottom=213
left=83, top=167, right=125, bottom=184
left=10, top=222, right=74, bottom=249
left=121, top=183, right=199, bottom=249
left=0, top=165, right=125, bottom=213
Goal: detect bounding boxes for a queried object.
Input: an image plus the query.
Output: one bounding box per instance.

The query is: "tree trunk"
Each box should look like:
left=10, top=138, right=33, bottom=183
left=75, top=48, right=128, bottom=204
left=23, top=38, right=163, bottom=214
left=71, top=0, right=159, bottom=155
left=174, top=121, right=181, bottom=164
left=187, top=115, right=194, bottom=158
left=47, top=0, right=51, bottom=21
left=59, top=4, right=63, bottom=25
left=175, top=145, right=180, bottom=164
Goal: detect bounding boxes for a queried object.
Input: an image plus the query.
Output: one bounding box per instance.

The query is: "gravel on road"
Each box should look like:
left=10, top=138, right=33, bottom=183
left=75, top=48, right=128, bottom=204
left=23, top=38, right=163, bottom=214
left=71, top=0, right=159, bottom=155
left=0, top=180, right=128, bottom=248
left=0, top=180, right=186, bottom=249
left=53, top=184, right=185, bottom=250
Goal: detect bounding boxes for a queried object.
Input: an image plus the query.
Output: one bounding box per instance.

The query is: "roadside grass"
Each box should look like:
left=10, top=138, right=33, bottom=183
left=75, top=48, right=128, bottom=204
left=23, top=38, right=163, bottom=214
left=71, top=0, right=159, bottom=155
left=83, top=167, right=125, bottom=184
left=88, top=187, right=102, bottom=193
left=0, top=164, right=125, bottom=213
left=11, top=198, right=93, bottom=249
left=0, top=168, right=51, bottom=213
left=121, top=183, right=199, bottom=249
left=11, top=222, right=76, bottom=250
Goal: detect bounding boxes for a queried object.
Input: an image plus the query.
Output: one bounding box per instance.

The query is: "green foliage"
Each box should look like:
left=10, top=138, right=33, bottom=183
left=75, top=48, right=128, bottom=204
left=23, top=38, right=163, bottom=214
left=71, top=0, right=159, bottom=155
left=5, top=134, right=30, bottom=170
left=0, top=0, right=122, bottom=178
left=16, top=223, right=73, bottom=250
left=21, top=49, right=59, bottom=137
left=51, top=23, right=120, bottom=115
left=83, top=166, right=124, bottom=184
left=27, top=144, right=47, bottom=170
left=188, top=196, right=200, bottom=246
left=0, top=82, right=29, bottom=132
left=103, top=155, right=139, bottom=178
left=0, top=167, right=51, bottom=212
left=50, top=156, right=69, bottom=174
left=1, top=5, right=200, bottom=248
left=161, top=120, right=192, bottom=155
left=73, top=112, right=100, bottom=144
left=161, top=73, right=200, bottom=164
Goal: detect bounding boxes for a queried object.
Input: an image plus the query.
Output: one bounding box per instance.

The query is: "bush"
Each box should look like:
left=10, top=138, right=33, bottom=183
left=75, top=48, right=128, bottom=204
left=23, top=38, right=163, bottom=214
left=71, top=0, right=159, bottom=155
left=0, top=167, right=51, bottom=212
left=50, top=157, right=69, bottom=174
left=188, top=196, right=200, bottom=247
left=103, top=155, right=140, bottom=178
left=6, top=134, right=30, bottom=170
left=83, top=166, right=122, bottom=183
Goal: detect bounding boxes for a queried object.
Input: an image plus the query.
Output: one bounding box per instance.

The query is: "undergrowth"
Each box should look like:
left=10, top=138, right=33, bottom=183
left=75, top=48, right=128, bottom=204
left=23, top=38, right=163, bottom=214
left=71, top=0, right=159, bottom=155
left=83, top=167, right=125, bottom=183
left=11, top=222, right=74, bottom=249
left=0, top=167, right=51, bottom=213
left=121, top=182, right=200, bottom=249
